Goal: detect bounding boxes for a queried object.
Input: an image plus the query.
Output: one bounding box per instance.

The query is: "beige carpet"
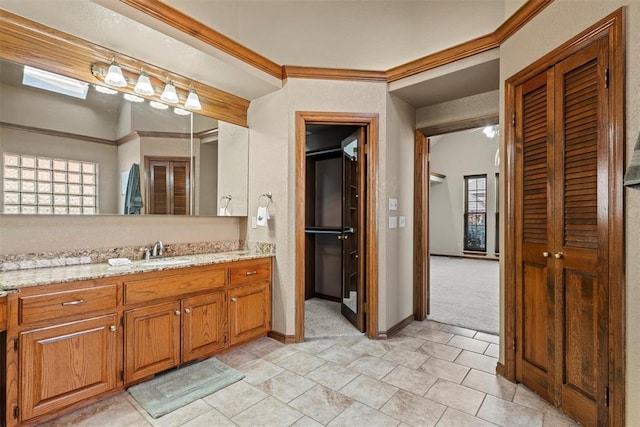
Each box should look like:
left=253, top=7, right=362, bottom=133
left=304, top=298, right=363, bottom=339
left=428, top=256, right=499, bottom=334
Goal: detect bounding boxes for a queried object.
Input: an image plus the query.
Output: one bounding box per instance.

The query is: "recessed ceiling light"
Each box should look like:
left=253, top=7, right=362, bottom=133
left=124, top=93, right=144, bottom=103
left=174, top=107, right=191, bottom=116
left=150, top=101, right=168, bottom=110
left=94, top=85, right=118, bottom=95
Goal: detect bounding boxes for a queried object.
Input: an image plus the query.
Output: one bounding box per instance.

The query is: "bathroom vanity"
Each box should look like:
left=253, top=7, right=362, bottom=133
left=0, top=253, right=272, bottom=426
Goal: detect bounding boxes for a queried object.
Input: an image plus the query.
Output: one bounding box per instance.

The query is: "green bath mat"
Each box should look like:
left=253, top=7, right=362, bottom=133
left=128, top=357, right=244, bottom=418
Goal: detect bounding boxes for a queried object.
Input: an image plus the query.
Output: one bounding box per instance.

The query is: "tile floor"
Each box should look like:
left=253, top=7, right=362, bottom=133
left=41, top=319, right=578, bottom=427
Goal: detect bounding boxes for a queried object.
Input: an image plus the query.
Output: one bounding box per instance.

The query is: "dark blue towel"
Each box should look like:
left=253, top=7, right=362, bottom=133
left=124, top=163, right=143, bottom=214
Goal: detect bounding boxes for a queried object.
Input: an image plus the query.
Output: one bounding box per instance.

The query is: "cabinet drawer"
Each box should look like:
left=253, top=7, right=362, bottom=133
left=124, top=266, right=226, bottom=305
left=229, top=258, right=271, bottom=286
left=19, top=285, right=118, bottom=325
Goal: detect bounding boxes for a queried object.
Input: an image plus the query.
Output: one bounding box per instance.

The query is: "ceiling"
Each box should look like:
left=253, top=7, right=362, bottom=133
left=0, top=0, right=514, bottom=108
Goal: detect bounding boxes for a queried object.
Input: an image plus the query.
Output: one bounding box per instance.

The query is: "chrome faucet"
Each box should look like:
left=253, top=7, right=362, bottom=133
left=152, top=240, right=164, bottom=258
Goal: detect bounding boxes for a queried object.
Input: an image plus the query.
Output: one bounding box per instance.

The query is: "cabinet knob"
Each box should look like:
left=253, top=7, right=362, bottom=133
left=184, top=308, right=192, bottom=314
left=337, top=235, right=344, bottom=240
left=175, top=310, right=181, bottom=316
left=542, top=252, right=550, bottom=258
left=554, top=252, right=564, bottom=259
left=109, top=325, right=116, bottom=332
left=231, top=297, right=237, bottom=302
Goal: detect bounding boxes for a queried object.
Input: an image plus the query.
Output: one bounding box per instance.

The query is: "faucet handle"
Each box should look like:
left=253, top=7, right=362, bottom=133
left=139, top=247, right=151, bottom=260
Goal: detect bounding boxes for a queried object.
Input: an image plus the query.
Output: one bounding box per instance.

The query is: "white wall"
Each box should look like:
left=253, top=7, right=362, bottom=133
left=430, top=129, right=499, bottom=256
left=416, top=90, right=499, bottom=130
left=246, top=78, right=416, bottom=335
left=499, top=1, right=640, bottom=421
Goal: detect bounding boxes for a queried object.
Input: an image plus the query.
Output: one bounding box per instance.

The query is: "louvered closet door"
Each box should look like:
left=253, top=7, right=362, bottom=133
left=552, top=38, right=608, bottom=427
left=514, top=70, right=555, bottom=401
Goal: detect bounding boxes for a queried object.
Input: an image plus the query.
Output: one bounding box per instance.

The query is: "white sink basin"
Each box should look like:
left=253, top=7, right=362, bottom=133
left=143, top=258, right=192, bottom=267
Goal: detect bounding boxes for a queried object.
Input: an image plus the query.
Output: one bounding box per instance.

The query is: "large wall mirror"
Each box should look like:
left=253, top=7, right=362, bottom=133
left=0, top=58, right=249, bottom=217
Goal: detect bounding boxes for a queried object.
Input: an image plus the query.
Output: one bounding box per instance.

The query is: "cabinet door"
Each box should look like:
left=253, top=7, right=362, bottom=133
left=20, top=315, right=118, bottom=421
left=182, top=292, right=227, bottom=363
left=125, top=301, right=181, bottom=383
left=229, top=281, right=271, bottom=346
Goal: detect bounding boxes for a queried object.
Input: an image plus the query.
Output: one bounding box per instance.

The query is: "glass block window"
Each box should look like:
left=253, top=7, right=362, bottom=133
left=3, top=153, right=98, bottom=214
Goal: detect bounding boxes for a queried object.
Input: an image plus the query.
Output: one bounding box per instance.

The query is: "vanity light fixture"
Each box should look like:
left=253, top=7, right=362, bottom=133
left=124, top=93, right=144, bottom=103
left=104, top=58, right=127, bottom=87
left=94, top=85, right=118, bottom=95
left=133, top=70, right=154, bottom=96
left=174, top=107, right=191, bottom=116
left=150, top=100, right=169, bottom=110
left=184, top=88, right=202, bottom=110
left=160, top=80, right=179, bottom=104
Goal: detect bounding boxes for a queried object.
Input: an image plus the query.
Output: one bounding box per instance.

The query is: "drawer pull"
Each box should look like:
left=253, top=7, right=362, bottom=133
left=245, top=270, right=258, bottom=276
left=231, top=297, right=238, bottom=302
left=184, top=308, right=192, bottom=314
left=61, top=299, right=85, bottom=306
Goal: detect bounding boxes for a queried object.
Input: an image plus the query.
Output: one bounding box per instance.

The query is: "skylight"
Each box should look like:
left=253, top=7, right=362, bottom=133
left=22, top=66, right=89, bottom=100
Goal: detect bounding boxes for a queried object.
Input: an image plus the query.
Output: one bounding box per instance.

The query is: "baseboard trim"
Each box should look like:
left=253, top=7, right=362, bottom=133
left=496, top=362, right=506, bottom=377
left=378, top=314, right=414, bottom=340
left=431, top=253, right=499, bottom=262
left=268, top=331, right=298, bottom=344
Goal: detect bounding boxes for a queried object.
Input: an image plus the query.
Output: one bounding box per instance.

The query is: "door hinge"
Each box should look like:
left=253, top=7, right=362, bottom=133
left=512, top=112, right=516, bottom=127
left=13, top=405, right=19, bottom=420
left=13, top=337, right=19, bottom=352
left=604, top=68, right=609, bottom=89
left=604, top=386, right=609, bottom=407
left=363, top=143, right=368, bottom=154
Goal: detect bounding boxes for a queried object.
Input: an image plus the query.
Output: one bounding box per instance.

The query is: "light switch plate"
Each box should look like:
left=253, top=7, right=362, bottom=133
left=399, top=216, right=406, bottom=228
left=388, top=198, right=398, bottom=211
left=389, top=216, right=398, bottom=229
left=251, top=216, right=257, bottom=229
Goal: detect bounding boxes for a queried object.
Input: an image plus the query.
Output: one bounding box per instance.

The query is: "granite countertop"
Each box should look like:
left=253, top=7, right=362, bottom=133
left=0, top=251, right=273, bottom=291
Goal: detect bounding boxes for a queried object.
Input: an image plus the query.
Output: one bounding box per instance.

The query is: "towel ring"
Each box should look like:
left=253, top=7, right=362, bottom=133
left=220, top=195, right=232, bottom=209
left=258, top=192, right=272, bottom=208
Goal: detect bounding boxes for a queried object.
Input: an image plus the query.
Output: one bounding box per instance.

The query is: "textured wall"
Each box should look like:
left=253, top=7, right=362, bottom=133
left=416, top=90, right=499, bottom=130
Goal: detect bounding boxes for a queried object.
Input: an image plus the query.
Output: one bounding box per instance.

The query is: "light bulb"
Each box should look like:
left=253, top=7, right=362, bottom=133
left=104, top=59, right=127, bottom=87
left=184, top=89, right=202, bottom=110
left=134, top=71, right=154, bottom=96
left=160, top=81, right=179, bottom=104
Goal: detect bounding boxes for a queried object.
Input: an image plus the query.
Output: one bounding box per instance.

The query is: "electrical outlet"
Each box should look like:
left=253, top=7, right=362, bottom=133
left=389, top=216, right=398, bottom=229
left=399, top=216, right=406, bottom=228
left=388, top=198, right=398, bottom=211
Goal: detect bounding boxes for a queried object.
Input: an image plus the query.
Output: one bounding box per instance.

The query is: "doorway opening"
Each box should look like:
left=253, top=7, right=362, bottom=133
left=427, top=126, right=500, bottom=335
left=295, top=112, right=379, bottom=343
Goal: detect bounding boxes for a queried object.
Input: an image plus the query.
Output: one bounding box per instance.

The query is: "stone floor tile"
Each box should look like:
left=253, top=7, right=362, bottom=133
left=40, top=394, right=151, bottom=427
left=232, top=396, right=303, bottom=427
left=348, top=355, right=397, bottom=379
left=403, top=327, right=455, bottom=344
left=398, top=322, right=427, bottom=337
left=146, top=399, right=213, bottom=427
left=381, top=365, right=438, bottom=396
left=419, top=357, right=470, bottom=383
left=316, top=344, right=363, bottom=365
left=289, top=384, right=354, bottom=424
left=477, top=395, right=544, bottom=427
left=292, top=339, right=336, bottom=355
left=513, top=385, right=559, bottom=414
left=380, top=389, right=446, bottom=427
left=292, top=416, right=325, bottom=427
left=339, top=375, right=399, bottom=409
left=350, top=337, right=393, bottom=357
left=424, top=379, right=486, bottom=415
left=242, top=337, right=285, bottom=358
left=543, top=411, right=580, bottom=426
left=382, top=347, right=429, bottom=369
left=474, top=332, right=500, bottom=344
left=261, top=345, right=300, bottom=363
left=447, top=335, right=490, bottom=354
left=276, top=351, right=326, bottom=375
left=328, top=401, right=400, bottom=427
left=215, top=348, right=259, bottom=369
left=386, top=334, right=427, bottom=350
left=435, top=407, right=498, bottom=427
left=203, top=380, right=268, bottom=418
left=305, top=362, right=359, bottom=391
left=180, top=407, right=236, bottom=427
left=484, top=343, right=500, bottom=358
left=419, top=319, right=446, bottom=330
left=454, top=350, right=498, bottom=374
left=239, top=358, right=286, bottom=385
left=461, top=369, right=517, bottom=401
left=440, top=325, right=478, bottom=338
left=418, top=341, right=463, bottom=362
left=256, top=370, right=316, bottom=402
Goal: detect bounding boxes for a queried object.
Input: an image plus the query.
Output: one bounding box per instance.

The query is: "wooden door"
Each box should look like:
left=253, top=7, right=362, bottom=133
left=124, top=301, right=181, bottom=383
left=145, top=157, right=190, bottom=215
left=514, top=37, right=610, bottom=426
left=229, top=282, right=271, bottom=345
left=340, top=128, right=365, bottom=331
left=514, top=70, right=555, bottom=400
left=182, top=292, right=227, bottom=362
left=20, top=315, right=118, bottom=421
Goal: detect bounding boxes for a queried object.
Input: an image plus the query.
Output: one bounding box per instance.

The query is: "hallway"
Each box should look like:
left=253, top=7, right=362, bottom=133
left=42, top=319, right=577, bottom=426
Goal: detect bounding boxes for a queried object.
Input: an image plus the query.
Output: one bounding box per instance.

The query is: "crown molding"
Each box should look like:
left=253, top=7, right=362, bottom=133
left=494, top=0, right=554, bottom=43
left=0, top=9, right=250, bottom=127
left=119, top=0, right=283, bottom=80
left=283, top=66, right=387, bottom=82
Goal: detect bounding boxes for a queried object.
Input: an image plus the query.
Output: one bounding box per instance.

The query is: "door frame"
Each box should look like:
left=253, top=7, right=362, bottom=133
left=502, top=8, right=625, bottom=425
left=414, top=114, right=499, bottom=321
left=295, top=112, right=379, bottom=341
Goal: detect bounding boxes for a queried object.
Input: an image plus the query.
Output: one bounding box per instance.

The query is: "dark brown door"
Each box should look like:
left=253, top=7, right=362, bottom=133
left=514, top=38, right=609, bottom=427
left=340, top=129, right=365, bottom=331
left=145, top=157, right=190, bottom=215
